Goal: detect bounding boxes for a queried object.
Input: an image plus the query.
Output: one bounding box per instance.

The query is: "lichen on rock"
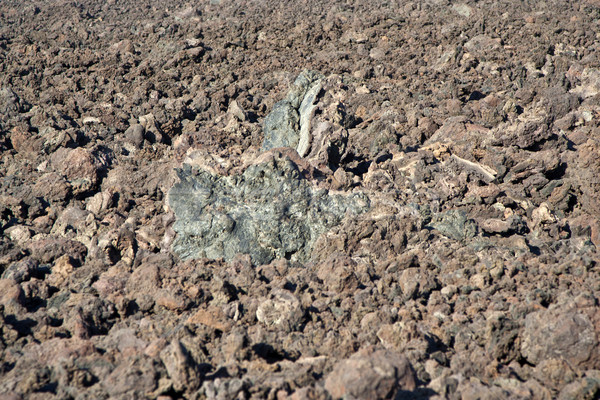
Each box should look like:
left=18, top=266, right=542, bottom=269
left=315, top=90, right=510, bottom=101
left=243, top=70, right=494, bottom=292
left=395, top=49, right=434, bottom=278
left=168, top=153, right=369, bottom=265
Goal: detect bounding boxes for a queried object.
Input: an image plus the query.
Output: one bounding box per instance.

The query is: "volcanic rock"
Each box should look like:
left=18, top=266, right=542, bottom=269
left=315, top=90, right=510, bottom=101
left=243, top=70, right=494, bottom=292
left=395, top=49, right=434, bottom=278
left=324, top=347, right=416, bottom=399
left=168, top=152, right=369, bottom=264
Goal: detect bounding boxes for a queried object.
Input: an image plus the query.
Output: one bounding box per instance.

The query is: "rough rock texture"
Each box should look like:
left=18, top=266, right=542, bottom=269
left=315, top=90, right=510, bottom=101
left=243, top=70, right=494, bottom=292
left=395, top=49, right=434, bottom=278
left=324, top=347, right=416, bottom=399
left=262, top=70, right=353, bottom=169
left=168, top=151, right=369, bottom=264
left=262, top=70, right=324, bottom=154
left=2, top=0, right=600, bottom=399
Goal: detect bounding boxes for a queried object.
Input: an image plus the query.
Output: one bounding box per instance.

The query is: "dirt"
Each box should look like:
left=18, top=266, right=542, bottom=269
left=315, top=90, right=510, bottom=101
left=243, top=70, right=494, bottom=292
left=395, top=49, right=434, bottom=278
left=1, top=0, right=600, bottom=399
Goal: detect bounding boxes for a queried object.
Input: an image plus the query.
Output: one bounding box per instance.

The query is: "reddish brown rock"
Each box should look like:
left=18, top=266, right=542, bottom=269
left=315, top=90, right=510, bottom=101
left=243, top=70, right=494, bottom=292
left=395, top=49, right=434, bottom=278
left=324, top=347, right=416, bottom=399
left=521, top=294, right=600, bottom=369
left=316, top=255, right=359, bottom=293
left=9, top=125, right=41, bottom=155
left=27, top=237, right=87, bottom=265
left=0, top=279, right=25, bottom=314
left=51, top=147, right=107, bottom=196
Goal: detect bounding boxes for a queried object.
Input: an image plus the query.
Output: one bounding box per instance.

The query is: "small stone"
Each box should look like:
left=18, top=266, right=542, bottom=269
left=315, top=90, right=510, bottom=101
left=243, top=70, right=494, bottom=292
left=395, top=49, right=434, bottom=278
left=490, top=264, right=504, bottom=280
left=464, top=35, right=502, bottom=55
left=47, top=255, right=76, bottom=287
left=86, top=190, right=117, bottom=214
left=0, top=279, right=25, bottom=315
left=479, top=216, right=526, bottom=235
left=155, top=288, right=191, bottom=311
left=533, top=358, right=577, bottom=391
left=558, top=376, right=600, bottom=400
left=32, top=172, right=72, bottom=205
left=110, top=39, right=135, bottom=55
left=332, top=168, right=350, bottom=189
left=441, top=285, right=458, bottom=299
left=52, top=147, right=105, bottom=196
left=27, top=238, right=88, bottom=265
left=369, top=47, right=386, bottom=60
left=227, top=100, right=247, bottom=122
left=102, top=354, right=162, bottom=397
left=144, top=338, right=168, bottom=358
left=160, top=340, right=204, bottom=392
left=531, top=203, right=556, bottom=228
left=139, top=114, right=163, bottom=144
left=124, top=124, right=145, bottom=148
left=0, top=87, right=24, bottom=117
left=256, top=289, right=303, bottom=331
left=222, top=330, right=247, bottom=362
left=316, top=255, right=359, bottom=293
left=187, top=306, right=232, bottom=332
left=5, top=225, right=32, bottom=245
left=470, top=273, right=487, bottom=290
left=1, top=258, right=38, bottom=283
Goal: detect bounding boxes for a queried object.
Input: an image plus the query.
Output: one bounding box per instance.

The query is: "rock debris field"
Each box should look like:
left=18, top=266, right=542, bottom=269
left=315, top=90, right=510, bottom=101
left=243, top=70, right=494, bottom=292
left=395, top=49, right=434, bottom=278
left=1, top=0, right=600, bottom=399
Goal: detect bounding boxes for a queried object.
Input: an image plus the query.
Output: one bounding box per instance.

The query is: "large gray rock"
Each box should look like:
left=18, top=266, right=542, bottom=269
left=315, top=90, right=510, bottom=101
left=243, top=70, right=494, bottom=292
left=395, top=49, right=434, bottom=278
left=262, top=70, right=324, bottom=154
left=168, top=153, right=369, bottom=264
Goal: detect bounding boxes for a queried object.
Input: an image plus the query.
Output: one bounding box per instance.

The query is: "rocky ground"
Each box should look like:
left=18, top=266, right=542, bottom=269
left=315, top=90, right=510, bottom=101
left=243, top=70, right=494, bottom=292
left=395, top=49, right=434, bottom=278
left=1, top=0, right=600, bottom=399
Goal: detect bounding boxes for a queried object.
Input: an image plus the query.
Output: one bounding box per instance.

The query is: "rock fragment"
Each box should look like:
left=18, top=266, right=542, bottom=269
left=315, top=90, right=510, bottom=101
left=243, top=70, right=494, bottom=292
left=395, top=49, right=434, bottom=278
left=256, top=289, right=304, bottom=331
left=0, top=87, right=27, bottom=119
left=124, top=124, right=145, bottom=148
left=521, top=295, right=600, bottom=369
left=324, top=347, right=416, bottom=399
left=429, top=209, right=478, bottom=241
left=261, top=71, right=351, bottom=167
left=160, top=340, right=205, bottom=392
left=168, top=153, right=369, bottom=264
left=262, top=70, right=323, bottom=153
left=51, top=147, right=108, bottom=197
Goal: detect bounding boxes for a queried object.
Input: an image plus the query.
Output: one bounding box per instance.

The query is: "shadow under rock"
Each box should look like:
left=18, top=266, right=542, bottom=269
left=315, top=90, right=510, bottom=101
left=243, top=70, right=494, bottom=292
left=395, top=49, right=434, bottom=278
left=252, top=342, right=298, bottom=364
left=396, top=387, right=438, bottom=400
left=4, top=314, right=37, bottom=336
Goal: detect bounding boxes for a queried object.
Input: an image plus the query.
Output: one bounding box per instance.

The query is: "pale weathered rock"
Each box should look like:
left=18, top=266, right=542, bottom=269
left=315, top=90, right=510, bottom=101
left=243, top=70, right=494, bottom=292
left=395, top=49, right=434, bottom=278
left=256, top=289, right=303, bottom=331
left=160, top=340, right=204, bottom=392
